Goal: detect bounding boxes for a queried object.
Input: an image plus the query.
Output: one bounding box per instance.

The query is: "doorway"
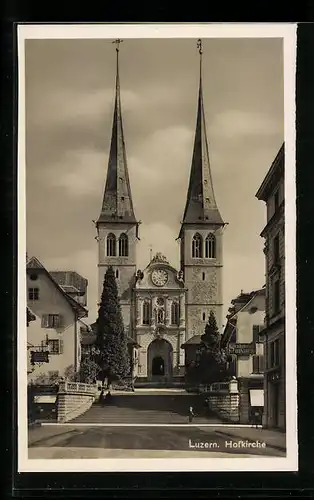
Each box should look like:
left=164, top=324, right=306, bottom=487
left=147, top=338, right=173, bottom=381
left=152, top=356, right=165, bottom=376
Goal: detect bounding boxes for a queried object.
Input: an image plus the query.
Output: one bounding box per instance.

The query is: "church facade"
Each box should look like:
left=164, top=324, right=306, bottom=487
left=95, top=41, right=226, bottom=384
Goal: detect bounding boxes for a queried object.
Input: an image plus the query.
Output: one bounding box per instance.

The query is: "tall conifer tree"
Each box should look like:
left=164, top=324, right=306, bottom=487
left=96, top=266, right=130, bottom=387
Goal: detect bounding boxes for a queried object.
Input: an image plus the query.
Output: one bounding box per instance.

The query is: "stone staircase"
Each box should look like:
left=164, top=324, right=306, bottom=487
left=71, top=392, right=222, bottom=424
left=134, top=376, right=185, bottom=389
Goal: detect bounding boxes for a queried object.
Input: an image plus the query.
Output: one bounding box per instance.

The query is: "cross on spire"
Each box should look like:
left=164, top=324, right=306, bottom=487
left=197, top=38, right=203, bottom=55
left=112, top=38, right=123, bottom=52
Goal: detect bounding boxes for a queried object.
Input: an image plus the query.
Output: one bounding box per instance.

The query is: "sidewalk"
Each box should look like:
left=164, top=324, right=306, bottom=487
left=211, top=426, right=286, bottom=453
left=28, top=447, right=258, bottom=459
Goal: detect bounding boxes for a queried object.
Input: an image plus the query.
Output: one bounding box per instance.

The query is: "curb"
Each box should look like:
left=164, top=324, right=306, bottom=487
left=214, top=430, right=286, bottom=453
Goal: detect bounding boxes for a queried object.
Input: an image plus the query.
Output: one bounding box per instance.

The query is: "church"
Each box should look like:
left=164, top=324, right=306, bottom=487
left=94, top=40, right=227, bottom=385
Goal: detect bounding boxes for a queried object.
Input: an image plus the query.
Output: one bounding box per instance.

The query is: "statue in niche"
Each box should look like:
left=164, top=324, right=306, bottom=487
left=155, top=306, right=165, bottom=324
left=136, top=269, right=144, bottom=282
left=177, top=270, right=184, bottom=282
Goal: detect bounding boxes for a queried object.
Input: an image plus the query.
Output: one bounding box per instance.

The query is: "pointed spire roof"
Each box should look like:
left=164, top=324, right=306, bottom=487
left=181, top=39, right=224, bottom=228
left=98, top=40, right=137, bottom=225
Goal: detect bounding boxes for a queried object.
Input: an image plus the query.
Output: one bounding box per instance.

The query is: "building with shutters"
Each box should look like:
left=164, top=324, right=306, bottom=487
left=92, top=40, right=227, bottom=386
left=221, top=288, right=266, bottom=424
left=27, top=256, right=88, bottom=383
left=256, top=143, right=285, bottom=430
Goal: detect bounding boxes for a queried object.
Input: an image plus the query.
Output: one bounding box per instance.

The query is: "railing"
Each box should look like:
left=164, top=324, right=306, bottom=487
left=209, top=381, right=229, bottom=392
left=58, top=381, right=96, bottom=393
left=208, top=378, right=239, bottom=394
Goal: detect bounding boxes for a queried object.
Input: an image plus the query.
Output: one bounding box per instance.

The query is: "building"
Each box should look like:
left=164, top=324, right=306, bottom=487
left=94, top=41, right=226, bottom=386
left=221, top=288, right=265, bottom=424
left=49, top=271, right=88, bottom=307
left=27, top=256, right=88, bottom=382
left=256, top=143, right=285, bottom=430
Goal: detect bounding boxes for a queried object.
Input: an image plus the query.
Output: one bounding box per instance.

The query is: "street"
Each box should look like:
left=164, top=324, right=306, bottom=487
left=28, top=423, right=286, bottom=459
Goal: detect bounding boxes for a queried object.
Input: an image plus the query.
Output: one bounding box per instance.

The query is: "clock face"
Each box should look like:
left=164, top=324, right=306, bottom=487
left=151, top=269, right=168, bottom=287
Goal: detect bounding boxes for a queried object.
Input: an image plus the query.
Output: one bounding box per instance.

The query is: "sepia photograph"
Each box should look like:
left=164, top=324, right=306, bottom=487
left=17, top=23, right=297, bottom=472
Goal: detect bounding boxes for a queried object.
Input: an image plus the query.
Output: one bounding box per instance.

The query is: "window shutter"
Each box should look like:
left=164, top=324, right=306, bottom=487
left=252, top=355, right=258, bottom=373
left=41, top=314, right=48, bottom=328
left=259, top=355, right=265, bottom=373
left=252, top=325, right=260, bottom=343
left=59, top=339, right=64, bottom=354
left=55, top=314, right=61, bottom=328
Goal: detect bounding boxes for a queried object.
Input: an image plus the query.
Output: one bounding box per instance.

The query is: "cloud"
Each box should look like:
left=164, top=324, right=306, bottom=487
left=41, top=149, right=107, bottom=197
left=27, top=87, right=140, bottom=130
left=137, top=222, right=180, bottom=270
left=208, top=110, right=282, bottom=140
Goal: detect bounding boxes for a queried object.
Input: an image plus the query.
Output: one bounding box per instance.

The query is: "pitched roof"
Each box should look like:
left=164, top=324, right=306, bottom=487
left=181, top=335, right=202, bottom=348
left=256, top=143, right=284, bottom=201
left=27, top=307, right=36, bottom=325
left=221, top=287, right=265, bottom=346
left=26, top=256, right=88, bottom=320
left=97, top=45, right=137, bottom=225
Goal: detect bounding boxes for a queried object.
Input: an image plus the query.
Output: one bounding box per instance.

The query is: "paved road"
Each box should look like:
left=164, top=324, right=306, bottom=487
left=28, top=424, right=285, bottom=458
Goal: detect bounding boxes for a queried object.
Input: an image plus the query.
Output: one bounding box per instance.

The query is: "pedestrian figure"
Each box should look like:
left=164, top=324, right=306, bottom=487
left=105, top=391, right=112, bottom=404
left=99, top=389, right=105, bottom=406
left=189, top=405, right=195, bottom=423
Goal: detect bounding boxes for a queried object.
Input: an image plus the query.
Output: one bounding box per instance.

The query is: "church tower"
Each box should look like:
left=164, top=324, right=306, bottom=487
left=179, top=40, right=226, bottom=338
left=96, top=40, right=139, bottom=336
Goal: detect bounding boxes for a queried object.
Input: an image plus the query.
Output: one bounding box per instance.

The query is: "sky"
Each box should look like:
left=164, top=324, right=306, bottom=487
left=24, top=36, right=284, bottom=325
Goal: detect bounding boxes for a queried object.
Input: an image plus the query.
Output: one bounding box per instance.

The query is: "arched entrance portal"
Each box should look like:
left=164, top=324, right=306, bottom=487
left=147, top=339, right=173, bottom=382
left=152, top=356, right=165, bottom=376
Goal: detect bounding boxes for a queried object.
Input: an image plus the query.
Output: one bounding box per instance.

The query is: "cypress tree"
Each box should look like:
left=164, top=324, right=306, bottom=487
left=95, top=266, right=130, bottom=387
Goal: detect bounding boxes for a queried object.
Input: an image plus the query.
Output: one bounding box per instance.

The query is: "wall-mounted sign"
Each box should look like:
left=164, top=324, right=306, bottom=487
left=31, top=351, right=49, bottom=364
left=228, top=343, right=255, bottom=355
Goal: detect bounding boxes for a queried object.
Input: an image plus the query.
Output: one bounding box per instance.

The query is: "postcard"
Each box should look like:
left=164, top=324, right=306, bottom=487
left=18, top=22, right=297, bottom=472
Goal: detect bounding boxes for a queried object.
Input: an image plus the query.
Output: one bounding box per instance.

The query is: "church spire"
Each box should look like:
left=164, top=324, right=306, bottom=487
left=98, top=39, right=137, bottom=224
left=181, top=39, right=224, bottom=228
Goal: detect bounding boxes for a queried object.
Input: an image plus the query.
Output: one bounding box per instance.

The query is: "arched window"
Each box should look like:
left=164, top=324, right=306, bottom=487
left=106, top=233, right=116, bottom=256
left=142, top=300, right=151, bottom=325
left=171, top=302, right=180, bottom=326
left=192, top=233, right=203, bottom=258
left=119, top=233, right=128, bottom=257
left=205, top=233, right=216, bottom=258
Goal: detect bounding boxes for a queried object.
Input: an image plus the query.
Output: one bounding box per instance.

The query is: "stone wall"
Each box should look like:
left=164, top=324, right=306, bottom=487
left=207, top=392, right=240, bottom=423
left=56, top=382, right=96, bottom=423
left=205, top=379, right=240, bottom=423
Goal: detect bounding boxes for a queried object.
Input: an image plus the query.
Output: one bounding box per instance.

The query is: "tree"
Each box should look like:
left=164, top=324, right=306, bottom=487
left=194, top=311, right=229, bottom=385
left=79, top=355, right=100, bottom=384
left=95, top=266, right=130, bottom=387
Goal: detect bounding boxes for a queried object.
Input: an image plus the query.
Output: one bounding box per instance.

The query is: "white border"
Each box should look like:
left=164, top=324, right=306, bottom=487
left=17, top=23, right=297, bottom=473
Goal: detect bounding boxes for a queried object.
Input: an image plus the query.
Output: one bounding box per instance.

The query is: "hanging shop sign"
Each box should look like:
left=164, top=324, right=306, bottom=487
left=228, top=343, right=255, bottom=355
left=31, top=350, right=49, bottom=364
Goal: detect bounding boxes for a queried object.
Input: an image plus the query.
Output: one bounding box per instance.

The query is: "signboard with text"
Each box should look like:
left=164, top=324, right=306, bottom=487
left=228, top=343, right=255, bottom=355
left=31, top=351, right=49, bottom=364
